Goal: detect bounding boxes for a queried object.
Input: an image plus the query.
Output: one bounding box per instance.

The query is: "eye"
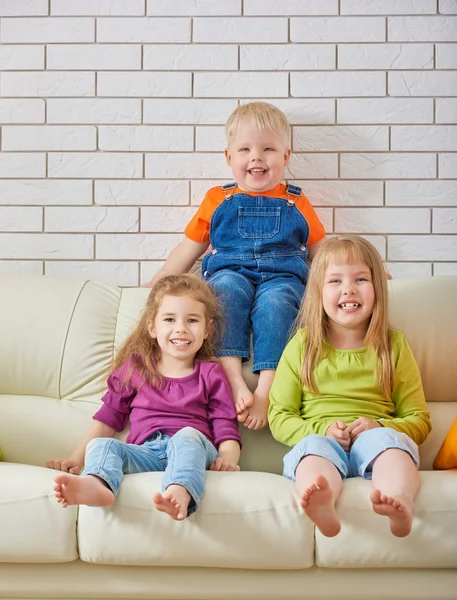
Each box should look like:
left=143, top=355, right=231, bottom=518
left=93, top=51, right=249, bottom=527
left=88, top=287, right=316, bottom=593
left=356, top=277, right=368, bottom=283
left=328, top=279, right=340, bottom=284
left=164, top=317, right=174, bottom=322
left=264, top=147, right=275, bottom=152
left=188, top=318, right=198, bottom=324
left=239, top=147, right=249, bottom=152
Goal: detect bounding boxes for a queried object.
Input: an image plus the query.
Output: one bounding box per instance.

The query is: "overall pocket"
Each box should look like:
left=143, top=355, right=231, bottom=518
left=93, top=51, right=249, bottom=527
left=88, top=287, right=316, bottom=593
left=237, top=206, right=281, bottom=239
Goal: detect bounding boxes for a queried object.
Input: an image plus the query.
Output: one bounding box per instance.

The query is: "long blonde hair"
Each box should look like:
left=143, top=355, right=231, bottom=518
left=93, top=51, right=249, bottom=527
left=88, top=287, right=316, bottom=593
left=113, top=274, right=223, bottom=388
left=297, top=235, right=394, bottom=398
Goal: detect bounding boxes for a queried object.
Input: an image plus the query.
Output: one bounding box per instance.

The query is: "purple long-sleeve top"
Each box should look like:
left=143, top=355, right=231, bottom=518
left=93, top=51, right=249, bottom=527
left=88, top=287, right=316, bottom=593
left=93, top=360, right=241, bottom=449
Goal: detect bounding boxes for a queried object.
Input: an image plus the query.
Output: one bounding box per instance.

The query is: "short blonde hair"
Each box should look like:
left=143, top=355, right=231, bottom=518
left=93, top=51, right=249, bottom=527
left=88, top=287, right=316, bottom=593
left=225, top=102, right=291, bottom=147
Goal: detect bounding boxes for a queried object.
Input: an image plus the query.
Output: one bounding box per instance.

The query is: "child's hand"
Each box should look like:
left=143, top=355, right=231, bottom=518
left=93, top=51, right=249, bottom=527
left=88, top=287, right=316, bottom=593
left=346, top=417, right=381, bottom=443
left=325, top=421, right=351, bottom=451
left=210, top=457, right=240, bottom=472
left=46, top=459, right=81, bottom=475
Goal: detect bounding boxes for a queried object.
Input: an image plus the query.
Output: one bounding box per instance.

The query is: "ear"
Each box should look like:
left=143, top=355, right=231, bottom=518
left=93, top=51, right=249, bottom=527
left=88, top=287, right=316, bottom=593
left=284, top=147, right=291, bottom=166
left=147, top=320, right=156, bottom=338
left=204, top=318, right=213, bottom=339
left=224, top=148, right=231, bottom=166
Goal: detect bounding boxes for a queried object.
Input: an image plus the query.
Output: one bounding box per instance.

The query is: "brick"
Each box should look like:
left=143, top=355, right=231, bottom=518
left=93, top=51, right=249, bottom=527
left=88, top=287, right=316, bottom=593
left=95, top=180, right=189, bottom=206
left=243, top=99, right=336, bottom=125
left=342, top=0, right=436, bottom=14
left=335, top=207, right=430, bottom=233
left=45, top=207, right=139, bottom=233
left=193, top=17, right=287, bottom=43
left=99, top=126, right=193, bottom=151
left=195, top=127, right=225, bottom=152
left=45, top=260, right=139, bottom=286
left=0, top=180, right=92, bottom=205
left=286, top=154, right=338, bottom=179
left=296, top=180, right=384, bottom=206
left=434, top=263, right=457, bottom=275
left=315, top=207, right=333, bottom=232
left=140, top=261, right=166, bottom=284
left=143, top=99, right=237, bottom=124
left=1, top=72, right=95, bottom=98
left=141, top=207, right=197, bottom=232
left=241, top=44, right=335, bottom=70
left=388, top=235, right=457, bottom=260
left=436, top=99, right=457, bottom=123
left=48, top=153, right=143, bottom=179
left=436, top=44, right=457, bottom=68
left=0, top=261, right=43, bottom=275
left=2, top=126, right=96, bottom=151
left=0, top=207, right=42, bottom=232
left=47, top=99, right=141, bottom=124
left=439, top=153, right=457, bottom=178
left=386, top=181, right=457, bottom=206
left=0, top=0, right=48, bottom=16
left=195, top=73, right=288, bottom=98
left=338, top=43, right=433, bottom=69
left=440, top=0, right=457, bottom=14
left=47, top=45, right=141, bottom=70
left=145, top=153, right=231, bottom=179
left=97, top=72, right=191, bottom=97
left=147, top=0, right=241, bottom=15
left=293, top=126, right=388, bottom=152
left=362, top=235, right=386, bottom=258
left=0, top=99, right=44, bottom=123
left=389, top=71, right=457, bottom=96
left=144, top=45, right=238, bottom=70
left=1, top=17, right=94, bottom=43
left=244, top=0, right=337, bottom=15
left=340, top=153, right=436, bottom=179
left=389, top=16, right=457, bottom=41
left=191, top=180, right=228, bottom=205
left=391, top=126, right=457, bottom=150
left=291, top=17, right=385, bottom=42
left=97, top=17, right=190, bottom=42
left=337, top=98, right=433, bottom=123
left=0, top=153, right=45, bottom=178
left=385, top=262, right=432, bottom=278
left=0, top=46, right=44, bottom=70
left=96, top=233, right=183, bottom=259
left=0, top=234, right=93, bottom=259
left=51, top=0, right=145, bottom=16
left=433, top=208, right=457, bottom=233
left=291, top=72, right=385, bottom=97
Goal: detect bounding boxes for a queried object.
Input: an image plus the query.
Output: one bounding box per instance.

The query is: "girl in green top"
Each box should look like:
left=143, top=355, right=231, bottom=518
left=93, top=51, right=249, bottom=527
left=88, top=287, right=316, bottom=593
left=268, top=235, right=431, bottom=538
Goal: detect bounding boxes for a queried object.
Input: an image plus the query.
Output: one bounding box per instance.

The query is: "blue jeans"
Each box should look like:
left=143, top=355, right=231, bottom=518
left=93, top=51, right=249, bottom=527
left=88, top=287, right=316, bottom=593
left=81, top=427, right=218, bottom=516
left=209, top=270, right=304, bottom=372
left=283, top=428, right=420, bottom=481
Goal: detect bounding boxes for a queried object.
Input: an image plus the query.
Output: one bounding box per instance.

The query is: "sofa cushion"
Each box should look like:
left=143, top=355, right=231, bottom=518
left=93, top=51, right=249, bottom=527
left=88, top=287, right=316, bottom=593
left=434, top=417, right=457, bottom=470
left=315, top=472, right=457, bottom=568
left=78, top=471, right=314, bottom=569
left=0, top=463, right=78, bottom=562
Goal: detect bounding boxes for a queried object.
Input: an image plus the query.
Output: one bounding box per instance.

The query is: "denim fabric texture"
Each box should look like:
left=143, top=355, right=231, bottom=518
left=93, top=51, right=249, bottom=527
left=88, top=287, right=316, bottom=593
left=283, top=427, right=420, bottom=481
left=202, top=187, right=309, bottom=371
left=81, top=427, right=219, bottom=515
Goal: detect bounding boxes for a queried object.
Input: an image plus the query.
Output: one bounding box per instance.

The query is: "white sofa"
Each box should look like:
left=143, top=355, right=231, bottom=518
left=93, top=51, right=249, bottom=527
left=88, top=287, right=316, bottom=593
left=0, top=274, right=456, bottom=600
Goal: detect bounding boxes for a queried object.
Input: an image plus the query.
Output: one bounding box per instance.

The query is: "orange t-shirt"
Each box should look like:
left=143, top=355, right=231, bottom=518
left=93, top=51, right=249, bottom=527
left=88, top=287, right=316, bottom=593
left=184, top=183, right=325, bottom=246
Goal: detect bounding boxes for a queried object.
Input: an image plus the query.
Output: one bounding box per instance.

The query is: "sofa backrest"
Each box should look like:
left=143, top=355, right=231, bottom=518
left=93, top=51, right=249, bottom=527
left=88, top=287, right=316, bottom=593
left=0, top=275, right=456, bottom=472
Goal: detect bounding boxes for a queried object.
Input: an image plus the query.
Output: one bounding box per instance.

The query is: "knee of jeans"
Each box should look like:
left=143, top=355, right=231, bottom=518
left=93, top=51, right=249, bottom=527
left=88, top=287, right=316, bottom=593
left=86, top=437, right=111, bottom=453
left=210, top=271, right=252, bottom=295
left=173, top=427, right=203, bottom=443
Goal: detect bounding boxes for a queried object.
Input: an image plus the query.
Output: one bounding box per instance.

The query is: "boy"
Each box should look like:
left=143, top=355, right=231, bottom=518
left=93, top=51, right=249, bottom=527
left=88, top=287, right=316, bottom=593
left=147, top=102, right=326, bottom=429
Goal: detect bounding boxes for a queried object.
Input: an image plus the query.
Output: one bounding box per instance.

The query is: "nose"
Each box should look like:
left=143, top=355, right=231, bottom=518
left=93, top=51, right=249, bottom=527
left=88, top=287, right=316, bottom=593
left=342, top=284, right=355, bottom=296
left=174, top=321, right=187, bottom=333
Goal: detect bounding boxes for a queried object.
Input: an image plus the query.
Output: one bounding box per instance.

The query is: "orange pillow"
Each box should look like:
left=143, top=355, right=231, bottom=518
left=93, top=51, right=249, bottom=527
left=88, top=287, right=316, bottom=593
left=433, top=417, right=457, bottom=470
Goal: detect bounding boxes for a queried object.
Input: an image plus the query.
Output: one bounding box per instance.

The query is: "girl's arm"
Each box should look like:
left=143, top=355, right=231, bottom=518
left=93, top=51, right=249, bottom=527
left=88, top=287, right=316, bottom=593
left=46, top=419, right=115, bottom=474
left=379, top=332, right=432, bottom=445
left=144, top=237, right=209, bottom=287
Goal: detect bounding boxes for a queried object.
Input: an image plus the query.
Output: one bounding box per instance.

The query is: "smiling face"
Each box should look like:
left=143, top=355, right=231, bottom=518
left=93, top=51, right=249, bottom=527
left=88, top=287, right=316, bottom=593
left=322, top=260, right=375, bottom=343
left=148, top=294, right=209, bottom=371
left=224, top=120, right=290, bottom=193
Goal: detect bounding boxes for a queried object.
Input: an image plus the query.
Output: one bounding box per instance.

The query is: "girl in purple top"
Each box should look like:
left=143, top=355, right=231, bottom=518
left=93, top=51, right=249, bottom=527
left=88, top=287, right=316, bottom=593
left=47, top=274, right=241, bottom=520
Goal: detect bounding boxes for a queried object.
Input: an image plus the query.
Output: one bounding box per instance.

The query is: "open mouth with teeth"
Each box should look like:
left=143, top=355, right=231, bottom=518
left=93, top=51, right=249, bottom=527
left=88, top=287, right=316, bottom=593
left=248, top=168, right=268, bottom=178
left=339, top=303, right=361, bottom=310
left=171, top=340, right=191, bottom=347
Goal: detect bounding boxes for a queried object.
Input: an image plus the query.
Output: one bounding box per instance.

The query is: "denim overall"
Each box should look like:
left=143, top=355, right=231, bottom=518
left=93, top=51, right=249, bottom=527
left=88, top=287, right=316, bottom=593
left=202, top=183, right=310, bottom=372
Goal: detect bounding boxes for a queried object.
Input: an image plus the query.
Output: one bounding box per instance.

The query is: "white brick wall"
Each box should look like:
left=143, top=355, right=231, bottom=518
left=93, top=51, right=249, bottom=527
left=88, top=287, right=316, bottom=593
left=0, top=1, right=456, bottom=284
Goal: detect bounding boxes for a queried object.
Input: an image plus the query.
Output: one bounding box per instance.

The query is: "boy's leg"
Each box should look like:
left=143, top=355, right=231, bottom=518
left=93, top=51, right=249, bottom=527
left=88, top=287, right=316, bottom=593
left=249, top=277, right=304, bottom=429
left=154, top=427, right=218, bottom=520
left=350, top=428, right=420, bottom=537
left=53, top=437, right=164, bottom=508
left=208, top=270, right=255, bottom=416
left=284, top=435, right=347, bottom=538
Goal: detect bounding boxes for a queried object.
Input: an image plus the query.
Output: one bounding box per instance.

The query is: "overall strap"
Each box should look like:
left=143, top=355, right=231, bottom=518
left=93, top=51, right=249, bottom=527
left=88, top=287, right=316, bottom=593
left=222, top=182, right=237, bottom=191
left=286, top=184, right=302, bottom=197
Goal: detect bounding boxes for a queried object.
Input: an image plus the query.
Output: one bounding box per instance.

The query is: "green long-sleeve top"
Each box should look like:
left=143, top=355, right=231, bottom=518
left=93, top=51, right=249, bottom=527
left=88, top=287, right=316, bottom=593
left=268, top=329, right=431, bottom=448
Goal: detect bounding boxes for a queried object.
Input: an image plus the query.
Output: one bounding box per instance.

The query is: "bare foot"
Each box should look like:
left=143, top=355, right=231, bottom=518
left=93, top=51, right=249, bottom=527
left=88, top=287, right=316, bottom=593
left=243, top=386, right=269, bottom=430
left=232, top=380, right=254, bottom=415
left=53, top=473, right=114, bottom=508
left=153, top=484, right=191, bottom=521
left=370, top=489, right=413, bottom=537
left=299, top=474, right=341, bottom=537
